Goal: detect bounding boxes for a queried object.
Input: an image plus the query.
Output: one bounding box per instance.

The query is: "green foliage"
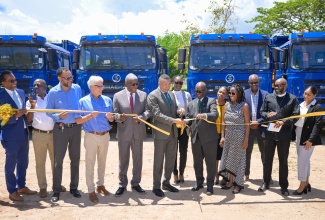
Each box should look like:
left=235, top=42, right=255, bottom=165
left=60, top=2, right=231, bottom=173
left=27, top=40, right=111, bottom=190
left=247, top=0, right=325, bottom=36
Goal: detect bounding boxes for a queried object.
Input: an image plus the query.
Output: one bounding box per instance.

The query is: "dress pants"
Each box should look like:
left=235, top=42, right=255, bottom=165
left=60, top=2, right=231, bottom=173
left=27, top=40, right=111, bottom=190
left=173, top=128, right=189, bottom=176
left=84, top=132, right=110, bottom=193
left=2, top=129, right=29, bottom=194
left=263, top=133, right=290, bottom=189
left=52, top=123, right=82, bottom=193
left=245, top=128, right=265, bottom=176
left=153, top=135, right=177, bottom=189
left=32, top=130, right=54, bottom=189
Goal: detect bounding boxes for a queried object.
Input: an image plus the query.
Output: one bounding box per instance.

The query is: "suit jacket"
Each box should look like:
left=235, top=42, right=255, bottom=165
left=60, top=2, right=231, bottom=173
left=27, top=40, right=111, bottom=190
left=147, top=88, right=178, bottom=139
left=244, top=88, right=269, bottom=134
left=0, top=88, right=27, bottom=142
left=186, top=96, right=219, bottom=144
left=113, top=89, right=150, bottom=141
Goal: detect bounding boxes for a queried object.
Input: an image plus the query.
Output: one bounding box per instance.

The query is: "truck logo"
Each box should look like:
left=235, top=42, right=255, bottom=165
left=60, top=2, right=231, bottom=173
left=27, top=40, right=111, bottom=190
left=225, top=74, right=235, bottom=83
left=112, top=74, right=121, bottom=82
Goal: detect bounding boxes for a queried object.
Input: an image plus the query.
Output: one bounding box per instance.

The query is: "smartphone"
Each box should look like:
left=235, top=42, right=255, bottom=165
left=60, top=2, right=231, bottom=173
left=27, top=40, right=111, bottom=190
left=30, top=87, right=37, bottom=100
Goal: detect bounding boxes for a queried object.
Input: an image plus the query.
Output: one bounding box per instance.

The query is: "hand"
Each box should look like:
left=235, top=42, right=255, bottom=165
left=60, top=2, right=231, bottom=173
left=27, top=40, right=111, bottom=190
left=196, top=114, right=206, bottom=120
left=173, top=118, right=185, bottom=126
left=28, top=97, right=37, bottom=108
left=59, top=111, right=68, bottom=119
left=15, top=108, right=27, bottom=118
left=267, top=112, right=277, bottom=118
left=133, top=116, right=140, bottom=123
left=177, top=108, right=186, bottom=115
left=274, top=121, right=284, bottom=128
left=120, top=113, right=127, bottom=122
left=220, top=137, right=225, bottom=148
left=90, top=111, right=99, bottom=118
left=106, top=112, right=114, bottom=122
left=250, top=121, right=259, bottom=129
left=242, top=140, right=248, bottom=150
left=303, top=140, right=312, bottom=150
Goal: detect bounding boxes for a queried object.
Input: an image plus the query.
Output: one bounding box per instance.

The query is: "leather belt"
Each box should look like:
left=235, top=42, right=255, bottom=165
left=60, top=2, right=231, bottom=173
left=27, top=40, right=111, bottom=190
left=33, top=127, right=53, bottom=134
left=87, top=130, right=109, bottom=136
left=56, top=122, right=77, bottom=128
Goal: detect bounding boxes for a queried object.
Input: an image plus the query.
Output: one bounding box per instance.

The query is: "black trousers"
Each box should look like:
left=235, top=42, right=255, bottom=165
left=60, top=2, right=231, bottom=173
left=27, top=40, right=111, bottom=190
left=245, top=129, right=265, bottom=176
left=263, top=134, right=290, bottom=189
left=173, top=128, right=189, bottom=176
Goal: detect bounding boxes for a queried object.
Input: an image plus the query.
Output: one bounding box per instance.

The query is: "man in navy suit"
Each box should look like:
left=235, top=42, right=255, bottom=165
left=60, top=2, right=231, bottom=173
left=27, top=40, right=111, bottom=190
left=244, top=74, right=269, bottom=182
left=0, top=70, right=37, bottom=201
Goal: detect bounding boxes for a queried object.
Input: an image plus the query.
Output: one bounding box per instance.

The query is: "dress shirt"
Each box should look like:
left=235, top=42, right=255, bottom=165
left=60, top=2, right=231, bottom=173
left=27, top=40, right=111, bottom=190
left=295, top=99, right=316, bottom=127
left=5, top=88, right=22, bottom=109
left=26, top=95, right=55, bottom=131
left=173, top=90, right=185, bottom=110
left=250, top=89, right=259, bottom=121
left=126, top=89, right=135, bottom=106
left=46, top=83, right=82, bottom=123
left=76, top=93, right=112, bottom=132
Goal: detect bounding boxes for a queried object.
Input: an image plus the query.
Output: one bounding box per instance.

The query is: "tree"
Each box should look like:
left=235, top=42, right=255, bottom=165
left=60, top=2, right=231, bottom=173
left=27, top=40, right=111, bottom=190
left=247, top=0, right=325, bottom=36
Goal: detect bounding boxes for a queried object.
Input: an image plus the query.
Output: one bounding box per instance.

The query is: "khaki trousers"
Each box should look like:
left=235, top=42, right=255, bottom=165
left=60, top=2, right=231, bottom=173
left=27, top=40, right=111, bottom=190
left=32, top=130, right=54, bottom=189
left=84, top=132, right=110, bottom=193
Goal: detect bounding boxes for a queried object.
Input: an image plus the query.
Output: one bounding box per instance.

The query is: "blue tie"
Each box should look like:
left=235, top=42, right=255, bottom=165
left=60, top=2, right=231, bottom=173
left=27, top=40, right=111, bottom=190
left=12, top=90, right=21, bottom=109
left=164, top=92, right=172, bottom=108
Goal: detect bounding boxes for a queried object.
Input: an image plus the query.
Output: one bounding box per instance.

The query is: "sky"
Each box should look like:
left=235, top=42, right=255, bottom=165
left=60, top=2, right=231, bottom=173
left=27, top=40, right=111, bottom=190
left=0, top=0, right=286, bottom=44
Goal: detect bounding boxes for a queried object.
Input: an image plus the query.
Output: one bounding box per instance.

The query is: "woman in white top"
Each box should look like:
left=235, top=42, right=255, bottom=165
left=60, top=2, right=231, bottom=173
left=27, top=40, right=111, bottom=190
left=172, top=76, right=192, bottom=183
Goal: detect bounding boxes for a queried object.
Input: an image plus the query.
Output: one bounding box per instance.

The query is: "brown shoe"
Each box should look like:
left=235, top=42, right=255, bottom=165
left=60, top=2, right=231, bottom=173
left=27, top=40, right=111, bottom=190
left=9, top=191, right=24, bottom=202
left=17, top=187, right=37, bottom=195
left=89, top=192, right=98, bottom=203
left=96, top=185, right=109, bottom=196
left=61, top=185, right=66, bottom=192
left=39, top=188, right=47, bottom=198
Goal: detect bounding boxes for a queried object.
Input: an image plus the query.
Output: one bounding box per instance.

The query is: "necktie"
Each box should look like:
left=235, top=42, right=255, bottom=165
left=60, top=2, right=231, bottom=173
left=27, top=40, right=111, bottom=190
left=12, top=90, right=21, bottom=109
left=164, top=92, right=171, bottom=108
left=198, top=99, right=202, bottom=112
left=130, top=93, right=134, bottom=113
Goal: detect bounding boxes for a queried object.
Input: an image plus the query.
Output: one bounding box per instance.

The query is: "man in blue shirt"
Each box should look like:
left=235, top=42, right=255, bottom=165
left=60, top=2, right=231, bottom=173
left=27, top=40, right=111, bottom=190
left=46, top=67, right=82, bottom=202
left=76, top=75, right=114, bottom=203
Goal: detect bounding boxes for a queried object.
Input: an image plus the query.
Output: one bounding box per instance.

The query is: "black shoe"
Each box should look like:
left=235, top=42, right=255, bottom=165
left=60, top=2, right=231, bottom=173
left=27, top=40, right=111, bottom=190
left=281, top=188, right=290, bottom=196
left=221, top=184, right=233, bottom=190
left=162, top=184, right=179, bottom=192
left=307, top=183, right=311, bottom=192
left=51, top=192, right=60, bottom=202
left=258, top=183, right=270, bottom=192
left=115, top=187, right=126, bottom=197
left=191, top=185, right=204, bottom=191
left=292, top=187, right=307, bottom=195
left=206, top=186, right=213, bottom=195
left=220, top=179, right=227, bottom=186
left=70, top=189, right=81, bottom=198
left=132, top=185, right=146, bottom=194
left=152, top=189, right=165, bottom=197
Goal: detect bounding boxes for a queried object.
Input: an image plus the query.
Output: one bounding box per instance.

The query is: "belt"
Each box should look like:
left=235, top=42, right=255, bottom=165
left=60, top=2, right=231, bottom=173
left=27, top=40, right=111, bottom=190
left=33, top=127, right=53, bottom=134
left=87, top=130, right=109, bottom=136
left=56, top=122, right=77, bottom=128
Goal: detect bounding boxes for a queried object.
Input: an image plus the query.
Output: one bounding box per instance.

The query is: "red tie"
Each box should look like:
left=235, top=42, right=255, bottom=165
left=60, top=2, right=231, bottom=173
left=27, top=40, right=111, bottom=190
left=130, top=93, right=134, bottom=113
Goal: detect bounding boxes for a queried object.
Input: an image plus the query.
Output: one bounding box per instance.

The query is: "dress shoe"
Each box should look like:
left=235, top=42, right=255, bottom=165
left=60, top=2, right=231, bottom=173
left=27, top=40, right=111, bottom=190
left=115, top=187, right=126, bottom=197
left=39, top=188, right=48, bottom=198
left=174, top=175, right=180, bottom=184
left=162, top=183, right=179, bottom=192
left=292, top=187, right=307, bottom=195
left=17, top=187, right=37, bottom=195
left=191, top=185, right=204, bottom=191
left=220, top=179, right=227, bottom=186
left=61, top=185, right=67, bottom=192
left=9, top=191, right=24, bottom=202
left=221, top=184, right=233, bottom=190
left=258, top=183, right=270, bottom=192
left=307, top=183, right=311, bottom=192
left=281, top=188, right=290, bottom=196
left=215, top=180, right=219, bottom=185
left=206, top=185, right=213, bottom=195
left=132, top=185, right=146, bottom=194
left=179, top=175, right=185, bottom=183
left=233, top=186, right=242, bottom=194
left=51, top=192, right=60, bottom=202
left=152, top=189, right=165, bottom=197
left=96, top=185, right=110, bottom=196
left=89, top=192, right=99, bottom=203
left=70, top=189, right=81, bottom=198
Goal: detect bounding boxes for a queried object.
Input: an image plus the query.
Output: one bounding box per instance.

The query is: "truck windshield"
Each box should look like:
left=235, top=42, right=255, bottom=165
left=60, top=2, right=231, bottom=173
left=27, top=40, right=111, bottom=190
left=0, top=46, right=44, bottom=69
left=291, top=43, right=325, bottom=70
left=189, top=43, right=270, bottom=71
left=79, top=45, right=157, bottom=70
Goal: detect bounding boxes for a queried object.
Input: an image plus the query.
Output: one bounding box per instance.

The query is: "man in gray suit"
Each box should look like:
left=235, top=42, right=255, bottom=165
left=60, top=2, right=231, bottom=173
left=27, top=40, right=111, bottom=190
left=147, top=74, right=185, bottom=197
left=186, top=82, right=218, bottom=195
left=113, top=73, right=150, bottom=197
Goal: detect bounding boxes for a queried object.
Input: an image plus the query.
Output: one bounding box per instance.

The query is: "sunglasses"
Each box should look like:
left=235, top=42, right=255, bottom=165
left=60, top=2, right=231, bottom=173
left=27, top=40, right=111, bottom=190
left=174, top=81, right=183, bottom=85
left=228, top=92, right=236, bottom=96
left=249, top=81, right=259, bottom=85
left=60, top=76, right=74, bottom=81
left=130, top=83, right=139, bottom=86
left=195, top=90, right=204, bottom=94
left=8, top=79, right=17, bottom=83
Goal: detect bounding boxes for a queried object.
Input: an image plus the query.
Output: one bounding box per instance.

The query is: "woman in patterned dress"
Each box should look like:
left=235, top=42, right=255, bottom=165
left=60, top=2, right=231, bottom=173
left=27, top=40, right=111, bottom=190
left=219, top=84, right=250, bottom=194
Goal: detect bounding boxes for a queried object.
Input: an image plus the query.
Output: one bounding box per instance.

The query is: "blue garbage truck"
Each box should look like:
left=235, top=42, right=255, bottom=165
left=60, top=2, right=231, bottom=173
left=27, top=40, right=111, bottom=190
left=178, top=33, right=274, bottom=98
left=72, top=33, right=168, bottom=98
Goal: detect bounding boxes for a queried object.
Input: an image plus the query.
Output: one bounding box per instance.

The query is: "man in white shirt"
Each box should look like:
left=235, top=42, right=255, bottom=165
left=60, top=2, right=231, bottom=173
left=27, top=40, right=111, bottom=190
left=26, top=79, right=66, bottom=198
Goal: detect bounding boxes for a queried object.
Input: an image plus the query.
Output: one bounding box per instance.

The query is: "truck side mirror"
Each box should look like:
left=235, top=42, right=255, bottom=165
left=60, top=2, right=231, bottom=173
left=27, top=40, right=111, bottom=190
left=47, top=48, right=58, bottom=70
left=281, top=48, right=288, bottom=69
left=72, top=49, right=80, bottom=70
left=178, top=48, right=186, bottom=70
left=157, top=47, right=167, bottom=63
left=272, top=47, right=281, bottom=62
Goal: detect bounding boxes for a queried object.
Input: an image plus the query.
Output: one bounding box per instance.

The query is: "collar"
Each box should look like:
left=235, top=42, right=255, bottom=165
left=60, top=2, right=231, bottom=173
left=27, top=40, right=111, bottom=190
left=250, top=88, right=259, bottom=96
left=300, top=99, right=317, bottom=108
left=5, top=88, right=15, bottom=95
left=277, top=92, right=287, bottom=97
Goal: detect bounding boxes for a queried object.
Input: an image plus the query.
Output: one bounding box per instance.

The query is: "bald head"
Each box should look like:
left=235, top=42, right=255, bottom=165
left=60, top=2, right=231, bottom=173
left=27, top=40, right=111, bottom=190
left=248, top=74, right=260, bottom=93
left=195, top=81, right=206, bottom=99
left=274, top=78, right=287, bottom=95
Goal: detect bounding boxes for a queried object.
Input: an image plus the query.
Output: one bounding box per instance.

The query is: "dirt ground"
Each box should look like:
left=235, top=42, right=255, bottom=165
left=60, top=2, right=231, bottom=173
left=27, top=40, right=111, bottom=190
left=0, top=133, right=324, bottom=220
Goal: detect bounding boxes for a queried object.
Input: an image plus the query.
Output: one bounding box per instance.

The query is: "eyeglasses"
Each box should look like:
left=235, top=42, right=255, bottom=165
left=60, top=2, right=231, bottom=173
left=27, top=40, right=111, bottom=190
left=249, top=81, right=259, bottom=85
left=274, top=83, right=286, bottom=88
left=60, top=76, right=74, bottom=81
left=195, top=90, right=204, bottom=94
left=93, top=85, right=104, bottom=88
left=228, top=92, right=236, bottom=96
left=130, top=83, right=139, bottom=87
left=174, top=81, right=183, bottom=85
left=7, top=79, right=17, bottom=83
